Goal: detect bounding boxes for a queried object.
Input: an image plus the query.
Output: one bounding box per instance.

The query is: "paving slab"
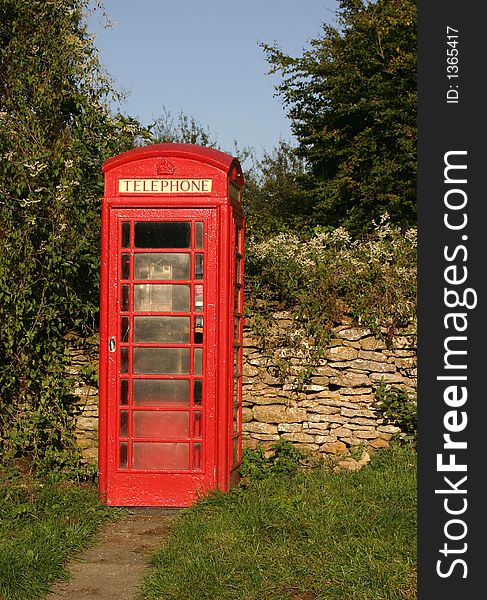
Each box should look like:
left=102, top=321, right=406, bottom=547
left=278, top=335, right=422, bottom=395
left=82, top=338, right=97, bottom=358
left=45, top=508, right=179, bottom=600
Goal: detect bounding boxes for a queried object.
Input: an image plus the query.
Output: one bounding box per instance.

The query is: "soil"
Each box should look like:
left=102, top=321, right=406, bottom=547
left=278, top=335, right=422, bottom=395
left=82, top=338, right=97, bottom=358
left=45, top=508, right=179, bottom=600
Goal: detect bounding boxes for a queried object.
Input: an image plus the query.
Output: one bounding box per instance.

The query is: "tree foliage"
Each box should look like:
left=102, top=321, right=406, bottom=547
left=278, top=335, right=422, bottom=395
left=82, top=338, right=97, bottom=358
left=149, top=108, right=221, bottom=148
left=261, top=0, right=416, bottom=234
left=0, top=0, right=144, bottom=475
left=242, top=140, right=310, bottom=240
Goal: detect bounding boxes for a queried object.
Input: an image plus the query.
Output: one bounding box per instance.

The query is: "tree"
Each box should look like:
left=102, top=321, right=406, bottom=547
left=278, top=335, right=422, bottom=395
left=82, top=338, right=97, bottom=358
left=262, top=0, right=416, bottom=234
left=148, top=110, right=309, bottom=240
left=0, top=0, right=144, bottom=474
left=242, top=140, right=309, bottom=240
left=149, top=108, right=220, bottom=148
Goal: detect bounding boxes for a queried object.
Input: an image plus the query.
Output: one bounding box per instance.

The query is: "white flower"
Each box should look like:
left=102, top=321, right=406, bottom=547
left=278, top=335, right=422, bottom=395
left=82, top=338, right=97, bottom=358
left=24, top=161, right=47, bottom=177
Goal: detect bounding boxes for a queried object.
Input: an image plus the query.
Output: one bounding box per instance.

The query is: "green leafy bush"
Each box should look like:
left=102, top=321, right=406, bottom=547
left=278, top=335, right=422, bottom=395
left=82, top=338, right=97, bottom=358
left=261, top=0, right=416, bottom=235
left=239, top=439, right=303, bottom=482
left=245, top=215, right=417, bottom=348
left=374, top=384, right=417, bottom=444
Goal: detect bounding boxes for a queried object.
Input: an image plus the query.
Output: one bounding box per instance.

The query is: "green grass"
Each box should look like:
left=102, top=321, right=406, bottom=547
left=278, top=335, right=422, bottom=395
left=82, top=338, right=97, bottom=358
left=142, top=444, right=417, bottom=600
left=0, top=475, right=120, bottom=600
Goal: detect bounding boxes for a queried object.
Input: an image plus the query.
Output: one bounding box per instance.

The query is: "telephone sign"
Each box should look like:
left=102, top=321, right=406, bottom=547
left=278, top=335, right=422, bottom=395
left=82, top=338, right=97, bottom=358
left=98, top=144, right=245, bottom=506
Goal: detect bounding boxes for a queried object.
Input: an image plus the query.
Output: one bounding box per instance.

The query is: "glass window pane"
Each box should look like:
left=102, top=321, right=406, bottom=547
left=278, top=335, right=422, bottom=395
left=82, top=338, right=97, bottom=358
left=194, top=348, right=202, bottom=375
left=120, top=379, right=129, bottom=405
left=133, top=411, right=189, bottom=438
left=192, top=442, right=202, bottom=470
left=134, top=284, right=190, bottom=312
left=193, top=412, right=202, bottom=438
left=133, top=348, right=190, bottom=374
left=134, top=253, right=190, bottom=280
left=134, top=222, right=191, bottom=248
left=195, top=222, right=204, bottom=248
left=235, top=224, right=243, bottom=253
left=121, top=285, right=130, bottom=311
left=232, top=436, right=240, bottom=466
left=194, top=316, right=203, bottom=344
left=195, top=254, right=203, bottom=279
left=134, top=316, right=190, bottom=343
left=119, top=442, right=128, bottom=468
left=234, top=316, right=241, bottom=339
left=132, top=442, right=189, bottom=470
left=120, top=410, right=128, bottom=437
left=121, top=316, right=129, bottom=342
left=120, top=347, right=129, bottom=374
left=133, top=379, right=190, bottom=406
left=121, top=254, right=130, bottom=280
left=194, top=285, right=203, bottom=312
left=193, top=380, right=202, bottom=405
left=234, top=258, right=241, bottom=283
left=121, top=222, right=130, bottom=248
left=234, top=287, right=242, bottom=312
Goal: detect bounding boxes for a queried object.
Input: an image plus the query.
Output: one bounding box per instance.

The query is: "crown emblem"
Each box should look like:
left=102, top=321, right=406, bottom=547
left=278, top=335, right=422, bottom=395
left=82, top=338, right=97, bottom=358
left=155, top=158, right=176, bottom=175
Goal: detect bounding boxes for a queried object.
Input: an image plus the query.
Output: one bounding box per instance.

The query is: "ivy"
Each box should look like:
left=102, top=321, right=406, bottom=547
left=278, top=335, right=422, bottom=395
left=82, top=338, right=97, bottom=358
left=0, top=0, right=147, bottom=478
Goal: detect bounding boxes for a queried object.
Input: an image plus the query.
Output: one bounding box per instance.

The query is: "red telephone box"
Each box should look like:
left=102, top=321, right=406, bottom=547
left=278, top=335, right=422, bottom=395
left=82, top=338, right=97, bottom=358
left=98, top=143, right=244, bottom=506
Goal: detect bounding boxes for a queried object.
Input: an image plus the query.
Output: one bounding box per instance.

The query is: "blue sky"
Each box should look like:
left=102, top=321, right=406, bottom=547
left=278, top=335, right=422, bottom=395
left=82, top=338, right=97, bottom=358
left=88, top=0, right=338, bottom=159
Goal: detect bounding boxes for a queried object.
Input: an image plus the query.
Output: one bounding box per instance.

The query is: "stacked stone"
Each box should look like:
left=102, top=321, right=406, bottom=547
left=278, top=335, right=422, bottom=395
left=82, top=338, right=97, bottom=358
left=65, top=333, right=99, bottom=462
left=66, top=315, right=417, bottom=465
left=242, top=314, right=417, bottom=460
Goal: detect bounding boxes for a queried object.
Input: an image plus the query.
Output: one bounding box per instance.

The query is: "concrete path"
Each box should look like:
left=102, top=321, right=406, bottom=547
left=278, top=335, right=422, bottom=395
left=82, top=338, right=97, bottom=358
left=45, top=508, right=178, bottom=600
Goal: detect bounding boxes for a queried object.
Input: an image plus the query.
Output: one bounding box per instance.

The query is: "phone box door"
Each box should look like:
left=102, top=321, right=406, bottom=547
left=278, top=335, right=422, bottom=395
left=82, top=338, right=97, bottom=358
left=101, top=208, right=218, bottom=506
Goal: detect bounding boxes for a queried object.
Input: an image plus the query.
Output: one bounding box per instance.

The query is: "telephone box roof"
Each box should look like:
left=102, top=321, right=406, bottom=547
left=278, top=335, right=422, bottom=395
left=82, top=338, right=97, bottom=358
left=102, top=143, right=244, bottom=186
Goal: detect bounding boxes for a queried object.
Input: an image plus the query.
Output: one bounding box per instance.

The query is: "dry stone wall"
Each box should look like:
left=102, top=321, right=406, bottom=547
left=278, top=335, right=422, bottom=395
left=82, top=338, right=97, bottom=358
left=242, top=312, right=416, bottom=460
left=69, top=314, right=416, bottom=464
left=65, top=333, right=99, bottom=462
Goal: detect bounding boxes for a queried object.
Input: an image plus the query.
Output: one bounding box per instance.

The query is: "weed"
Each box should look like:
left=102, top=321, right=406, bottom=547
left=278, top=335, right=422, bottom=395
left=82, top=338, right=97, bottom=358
left=374, top=384, right=417, bottom=445
left=239, top=439, right=303, bottom=482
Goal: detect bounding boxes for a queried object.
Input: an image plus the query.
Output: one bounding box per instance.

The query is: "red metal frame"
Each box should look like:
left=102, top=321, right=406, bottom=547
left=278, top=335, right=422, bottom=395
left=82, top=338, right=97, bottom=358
left=99, top=144, right=244, bottom=506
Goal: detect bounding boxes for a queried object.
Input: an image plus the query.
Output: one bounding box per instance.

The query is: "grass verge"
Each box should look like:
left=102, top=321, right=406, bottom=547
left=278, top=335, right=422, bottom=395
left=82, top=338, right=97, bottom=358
left=142, top=444, right=416, bottom=600
left=0, top=474, right=120, bottom=600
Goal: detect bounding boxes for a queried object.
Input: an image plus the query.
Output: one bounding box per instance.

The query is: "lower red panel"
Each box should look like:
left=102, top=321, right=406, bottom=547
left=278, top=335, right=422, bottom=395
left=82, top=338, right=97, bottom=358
left=104, top=470, right=217, bottom=507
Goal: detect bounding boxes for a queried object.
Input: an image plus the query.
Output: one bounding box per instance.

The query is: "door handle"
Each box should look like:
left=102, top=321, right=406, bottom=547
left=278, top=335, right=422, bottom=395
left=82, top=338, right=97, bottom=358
left=109, top=337, right=116, bottom=353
